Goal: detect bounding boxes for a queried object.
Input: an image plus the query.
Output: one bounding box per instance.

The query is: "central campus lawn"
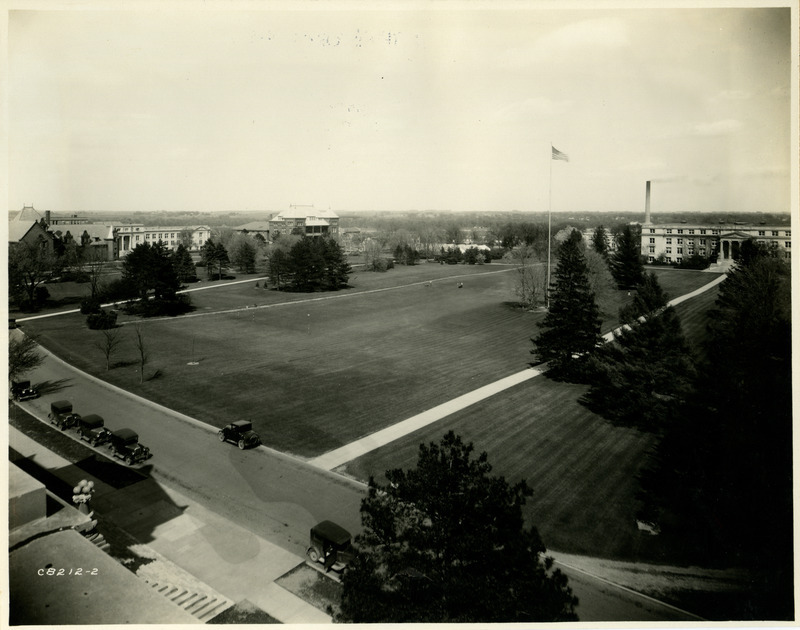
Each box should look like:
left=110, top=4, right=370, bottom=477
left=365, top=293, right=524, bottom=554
left=22, top=262, right=723, bottom=562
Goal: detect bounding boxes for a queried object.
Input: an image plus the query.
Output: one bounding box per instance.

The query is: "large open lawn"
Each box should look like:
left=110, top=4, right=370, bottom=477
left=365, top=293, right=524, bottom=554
left=21, top=263, right=722, bottom=561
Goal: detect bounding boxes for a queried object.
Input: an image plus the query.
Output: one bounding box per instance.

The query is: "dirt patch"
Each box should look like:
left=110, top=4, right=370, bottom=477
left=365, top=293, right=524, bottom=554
left=275, top=563, right=342, bottom=618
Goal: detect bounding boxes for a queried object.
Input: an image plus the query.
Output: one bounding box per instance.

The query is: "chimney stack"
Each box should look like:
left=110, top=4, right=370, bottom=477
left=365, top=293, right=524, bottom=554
left=644, top=181, right=651, bottom=224
left=45, top=210, right=51, bottom=225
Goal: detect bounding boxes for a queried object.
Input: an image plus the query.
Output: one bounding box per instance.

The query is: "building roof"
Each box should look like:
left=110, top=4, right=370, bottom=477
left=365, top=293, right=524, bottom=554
left=51, top=223, right=116, bottom=241
left=272, top=207, right=338, bottom=221
left=8, top=221, right=41, bottom=243
left=10, top=205, right=44, bottom=223
left=235, top=221, right=272, bottom=231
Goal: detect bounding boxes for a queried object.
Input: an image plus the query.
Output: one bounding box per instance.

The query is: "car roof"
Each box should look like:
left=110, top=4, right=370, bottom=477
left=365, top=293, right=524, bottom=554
left=311, top=520, right=352, bottom=545
left=231, top=420, right=252, bottom=429
left=80, top=414, right=105, bottom=427
left=111, top=428, right=138, bottom=441
left=51, top=400, right=73, bottom=411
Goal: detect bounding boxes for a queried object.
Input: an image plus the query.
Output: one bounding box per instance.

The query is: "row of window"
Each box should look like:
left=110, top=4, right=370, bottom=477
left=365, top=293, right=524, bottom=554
left=649, top=227, right=790, bottom=237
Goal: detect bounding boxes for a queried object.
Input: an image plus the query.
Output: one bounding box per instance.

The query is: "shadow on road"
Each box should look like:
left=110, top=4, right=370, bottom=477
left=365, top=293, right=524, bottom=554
left=32, top=378, right=73, bottom=397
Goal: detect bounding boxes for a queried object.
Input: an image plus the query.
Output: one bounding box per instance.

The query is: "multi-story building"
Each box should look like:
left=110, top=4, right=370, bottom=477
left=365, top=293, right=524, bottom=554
left=268, top=206, right=339, bottom=240
left=641, top=222, right=791, bottom=265
left=116, top=225, right=212, bottom=256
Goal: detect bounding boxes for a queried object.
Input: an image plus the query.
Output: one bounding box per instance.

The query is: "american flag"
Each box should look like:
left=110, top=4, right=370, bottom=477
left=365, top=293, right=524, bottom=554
left=551, top=146, right=569, bottom=162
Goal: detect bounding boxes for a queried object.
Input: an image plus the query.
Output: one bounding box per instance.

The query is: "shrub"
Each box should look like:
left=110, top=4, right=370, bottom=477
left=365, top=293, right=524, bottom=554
left=87, top=309, right=118, bottom=330
left=33, top=286, right=50, bottom=306
left=100, top=278, right=138, bottom=302
left=80, top=297, right=102, bottom=315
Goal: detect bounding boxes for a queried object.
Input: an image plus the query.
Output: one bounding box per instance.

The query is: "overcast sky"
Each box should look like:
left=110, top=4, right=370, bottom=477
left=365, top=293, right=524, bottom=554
left=6, top=2, right=795, bottom=216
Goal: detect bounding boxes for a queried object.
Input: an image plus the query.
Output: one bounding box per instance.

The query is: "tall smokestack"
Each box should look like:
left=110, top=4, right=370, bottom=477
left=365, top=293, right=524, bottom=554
left=644, top=181, right=651, bottom=224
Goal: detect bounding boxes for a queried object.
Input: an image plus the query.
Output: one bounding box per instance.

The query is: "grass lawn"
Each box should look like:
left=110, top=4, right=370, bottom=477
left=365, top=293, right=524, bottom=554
left=18, top=262, right=723, bottom=562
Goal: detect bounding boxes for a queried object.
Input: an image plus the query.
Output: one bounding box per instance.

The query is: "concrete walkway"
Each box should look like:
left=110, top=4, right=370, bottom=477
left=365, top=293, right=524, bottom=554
left=309, top=367, right=546, bottom=470
left=311, top=273, right=727, bottom=471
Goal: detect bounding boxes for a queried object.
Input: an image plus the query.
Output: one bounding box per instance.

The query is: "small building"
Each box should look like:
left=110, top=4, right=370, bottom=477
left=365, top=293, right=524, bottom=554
left=234, top=221, right=271, bottom=243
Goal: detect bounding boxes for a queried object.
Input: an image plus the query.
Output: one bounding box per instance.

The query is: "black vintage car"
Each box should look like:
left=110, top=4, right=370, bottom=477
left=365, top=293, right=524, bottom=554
left=76, top=414, right=112, bottom=447
left=218, top=420, right=261, bottom=450
left=11, top=380, right=39, bottom=402
left=48, top=400, right=79, bottom=430
left=109, top=428, right=152, bottom=465
left=307, top=520, right=354, bottom=573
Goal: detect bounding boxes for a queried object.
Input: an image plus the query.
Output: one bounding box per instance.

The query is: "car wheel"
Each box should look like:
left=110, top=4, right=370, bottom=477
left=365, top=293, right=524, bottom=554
left=238, top=440, right=246, bottom=450
left=124, top=456, right=133, bottom=466
left=218, top=432, right=225, bottom=442
left=91, top=439, right=98, bottom=447
left=307, top=548, right=319, bottom=563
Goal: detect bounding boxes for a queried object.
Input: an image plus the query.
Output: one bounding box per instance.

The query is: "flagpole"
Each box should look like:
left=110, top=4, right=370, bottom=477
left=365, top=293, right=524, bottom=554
left=546, top=143, right=552, bottom=310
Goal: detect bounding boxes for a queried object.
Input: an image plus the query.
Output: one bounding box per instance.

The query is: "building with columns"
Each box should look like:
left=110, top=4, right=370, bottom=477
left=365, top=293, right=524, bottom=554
left=639, top=181, right=791, bottom=266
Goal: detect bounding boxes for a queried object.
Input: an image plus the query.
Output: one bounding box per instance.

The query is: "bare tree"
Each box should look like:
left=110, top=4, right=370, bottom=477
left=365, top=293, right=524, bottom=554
left=85, top=247, right=107, bottom=299
left=133, top=324, right=149, bottom=383
left=9, top=239, right=57, bottom=307
left=9, top=333, right=45, bottom=383
left=96, top=327, right=124, bottom=371
left=513, top=246, right=547, bottom=310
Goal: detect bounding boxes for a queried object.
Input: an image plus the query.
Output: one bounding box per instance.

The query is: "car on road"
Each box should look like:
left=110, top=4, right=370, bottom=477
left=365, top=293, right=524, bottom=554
left=75, top=414, right=112, bottom=447
left=48, top=400, right=79, bottom=430
left=109, top=428, right=153, bottom=465
left=11, top=380, right=39, bottom=402
left=218, top=420, right=261, bottom=450
left=307, top=520, right=354, bottom=574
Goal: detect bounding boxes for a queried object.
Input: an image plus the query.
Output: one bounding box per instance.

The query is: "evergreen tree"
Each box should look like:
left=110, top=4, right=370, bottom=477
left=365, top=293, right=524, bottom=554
left=591, top=224, right=610, bottom=259
left=337, top=432, right=578, bottom=623
left=610, top=225, right=645, bottom=289
left=268, top=248, right=290, bottom=289
left=532, top=232, right=601, bottom=381
left=639, top=251, right=792, bottom=619
left=618, top=271, right=669, bottom=324
left=171, top=244, right=197, bottom=283
left=582, top=305, right=695, bottom=431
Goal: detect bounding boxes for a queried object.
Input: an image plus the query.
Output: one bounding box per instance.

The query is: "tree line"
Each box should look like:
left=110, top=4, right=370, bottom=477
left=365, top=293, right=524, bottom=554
left=532, top=233, right=792, bottom=619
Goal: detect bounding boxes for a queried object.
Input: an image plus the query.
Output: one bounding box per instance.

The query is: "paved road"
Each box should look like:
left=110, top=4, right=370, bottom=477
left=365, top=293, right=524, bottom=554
left=16, top=334, right=702, bottom=622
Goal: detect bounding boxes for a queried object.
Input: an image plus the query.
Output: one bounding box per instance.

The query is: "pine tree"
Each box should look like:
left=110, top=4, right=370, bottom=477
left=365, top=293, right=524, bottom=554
left=337, top=431, right=578, bottom=623
left=610, top=225, right=645, bottom=289
left=591, top=224, right=610, bottom=259
left=532, top=232, right=601, bottom=381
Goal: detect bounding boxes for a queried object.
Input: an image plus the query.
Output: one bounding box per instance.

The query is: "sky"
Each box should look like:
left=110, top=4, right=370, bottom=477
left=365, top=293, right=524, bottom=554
left=5, top=1, right=796, bottom=216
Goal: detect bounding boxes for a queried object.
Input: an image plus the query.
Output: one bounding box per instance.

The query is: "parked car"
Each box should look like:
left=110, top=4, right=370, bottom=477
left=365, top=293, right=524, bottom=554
left=11, top=380, right=39, bottom=401
left=218, top=420, right=261, bottom=450
left=108, top=428, right=152, bottom=465
left=48, top=400, right=79, bottom=430
left=307, top=520, right=354, bottom=573
left=76, top=414, right=112, bottom=447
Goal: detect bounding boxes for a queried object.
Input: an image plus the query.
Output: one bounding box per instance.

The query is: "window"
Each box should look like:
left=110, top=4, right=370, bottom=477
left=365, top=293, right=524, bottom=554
left=666, top=257, right=672, bottom=263
left=758, top=230, right=765, bottom=236
left=677, top=238, right=683, bottom=244
left=648, top=256, right=654, bottom=262
left=688, top=240, right=695, bottom=246
left=785, top=241, right=791, bottom=248
left=649, top=228, right=655, bottom=234
left=688, top=229, right=695, bottom=235
left=648, top=246, right=655, bottom=253
left=677, top=229, right=684, bottom=234
left=712, top=229, right=719, bottom=235
left=666, top=238, right=672, bottom=244
left=700, top=239, right=706, bottom=245
left=772, top=231, right=779, bottom=236
left=677, top=247, right=683, bottom=254
left=786, top=251, right=791, bottom=259
left=135, top=235, right=140, bottom=242
left=676, top=258, right=682, bottom=263
left=786, top=231, right=791, bottom=237
left=699, top=248, right=706, bottom=255
left=666, top=247, right=672, bottom=254
left=666, top=229, right=673, bottom=234
left=649, top=237, right=655, bottom=243
left=700, top=229, right=707, bottom=235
